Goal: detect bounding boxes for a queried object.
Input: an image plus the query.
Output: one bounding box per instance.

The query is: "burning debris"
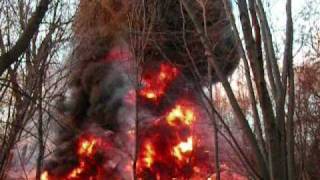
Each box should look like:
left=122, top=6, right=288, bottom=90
left=42, top=0, right=241, bottom=179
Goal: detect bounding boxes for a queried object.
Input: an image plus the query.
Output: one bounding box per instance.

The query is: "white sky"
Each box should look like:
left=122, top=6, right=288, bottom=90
left=263, top=0, right=319, bottom=64
left=231, top=0, right=319, bottom=66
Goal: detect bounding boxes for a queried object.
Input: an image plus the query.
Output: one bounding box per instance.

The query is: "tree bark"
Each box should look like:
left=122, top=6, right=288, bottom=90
left=255, top=0, right=283, bottom=95
left=237, top=1, right=285, bottom=179
left=283, top=0, right=296, bottom=179
left=0, top=0, right=50, bottom=77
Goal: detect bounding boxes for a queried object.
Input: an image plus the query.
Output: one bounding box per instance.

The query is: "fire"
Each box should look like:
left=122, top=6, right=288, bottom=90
left=40, top=171, right=49, bottom=180
left=172, top=137, right=193, bottom=161
left=139, top=63, right=179, bottom=101
left=166, top=104, right=196, bottom=126
left=63, top=136, right=100, bottom=179
left=67, top=161, right=85, bottom=179
left=78, top=138, right=96, bottom=156
left=42, top=134, right=110, bottom=180
left=43, top=62, right=216, bottom=179
left=143, top=143, right=155, bottom=168
left=136, top=100, right=208, bottom=179
left=145, top=92, right=156, bottom=99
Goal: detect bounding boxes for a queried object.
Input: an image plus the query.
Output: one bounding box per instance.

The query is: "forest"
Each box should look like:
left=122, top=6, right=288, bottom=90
left=0, top=0, right=319, bottom=180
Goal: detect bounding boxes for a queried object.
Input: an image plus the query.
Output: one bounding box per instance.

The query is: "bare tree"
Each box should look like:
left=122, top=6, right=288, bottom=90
left=0, top=0, right=50, bottom=76
left=0, top=0, right=74, bottom=179
left=180, top=0, right=296, bottom=179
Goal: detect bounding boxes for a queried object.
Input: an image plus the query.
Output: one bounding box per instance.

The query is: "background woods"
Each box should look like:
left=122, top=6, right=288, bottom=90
left=0, top=0, right=319, bottom=180
left=0, top=0, right=75, bottom=179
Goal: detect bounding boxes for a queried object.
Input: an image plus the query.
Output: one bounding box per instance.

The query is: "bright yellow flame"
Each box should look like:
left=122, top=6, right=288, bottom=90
left=68, top=161, right=85, bottom=178
left=166, top=105, right=195, bottom=126
left=40, top=171, right=49, bottom=180
left=172, top=137, right=193, bottom=160
left=144, top=143, right=155, bottom=168
left=78, top=139, right=96, bottom=156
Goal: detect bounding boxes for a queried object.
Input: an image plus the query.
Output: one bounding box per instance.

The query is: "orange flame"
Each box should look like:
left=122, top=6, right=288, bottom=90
left=40, top=171, right=49, bottom=180
left=67, top=161, right=85, bottom=179
left=64, top=137, right=98, bottom=179
left=139, top=63, right=178, bottom=101
left=78, top=138, right=97, bottom=156
left=172, top=137, right=193, bottom=161
left=143, top=143, right=155, bottom=168
left=41, top=135, right=109, bottom=179
left=136, top=100, right=201, bottom=178
left=166, top=104, right=195, bottom=126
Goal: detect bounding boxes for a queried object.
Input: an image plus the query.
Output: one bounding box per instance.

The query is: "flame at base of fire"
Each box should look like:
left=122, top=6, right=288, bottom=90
left=137, top=100, right=214, bottom=179
left=41, top=134, right=111, bottom=180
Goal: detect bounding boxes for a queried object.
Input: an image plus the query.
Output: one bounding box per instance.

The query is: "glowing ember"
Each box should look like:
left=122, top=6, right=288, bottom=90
left=172, top=137, right=193, bottom=161
left=139, top=63, right=179, bottom=102
left=166, top=104, right=195, bottom=126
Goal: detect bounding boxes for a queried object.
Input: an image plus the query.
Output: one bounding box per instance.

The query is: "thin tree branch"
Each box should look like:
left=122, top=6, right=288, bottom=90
left=181, top=0, right=269, bottom=179
left=0, top=0, right=50, bottom=77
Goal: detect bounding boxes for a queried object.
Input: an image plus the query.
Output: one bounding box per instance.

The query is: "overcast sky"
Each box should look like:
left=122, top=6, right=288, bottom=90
left=265, top=0, right=319, bottom=63
left=231, top=0, right=319, bottom=64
